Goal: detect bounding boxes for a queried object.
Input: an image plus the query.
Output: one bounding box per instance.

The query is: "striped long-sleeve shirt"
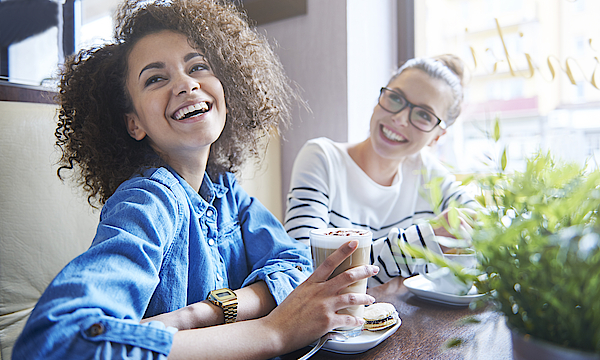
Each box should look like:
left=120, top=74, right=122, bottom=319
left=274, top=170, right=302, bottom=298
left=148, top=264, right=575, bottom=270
left=284, top=137, right=477, bottom=287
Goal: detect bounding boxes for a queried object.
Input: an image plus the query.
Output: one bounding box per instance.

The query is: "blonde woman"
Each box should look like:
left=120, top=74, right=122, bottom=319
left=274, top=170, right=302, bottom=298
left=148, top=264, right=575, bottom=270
left=285, top=55, right=476, bottom=286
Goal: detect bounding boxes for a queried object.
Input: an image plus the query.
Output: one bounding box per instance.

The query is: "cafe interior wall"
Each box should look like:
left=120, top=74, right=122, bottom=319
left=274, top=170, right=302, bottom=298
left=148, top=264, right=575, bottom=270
left=414, top=0, right=600, bottom=175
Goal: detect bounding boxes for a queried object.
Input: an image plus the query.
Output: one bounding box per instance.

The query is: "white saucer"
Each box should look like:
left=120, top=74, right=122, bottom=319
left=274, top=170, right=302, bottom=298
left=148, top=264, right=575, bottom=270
left=320, top=320, right=401, bottom=354
left=404, top=274, right=484, bottom=306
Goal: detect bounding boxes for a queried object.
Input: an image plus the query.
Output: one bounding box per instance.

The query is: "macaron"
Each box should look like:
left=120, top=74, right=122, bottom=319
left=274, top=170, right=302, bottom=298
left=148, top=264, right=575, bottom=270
left=362, top=302, right=399, bottom=331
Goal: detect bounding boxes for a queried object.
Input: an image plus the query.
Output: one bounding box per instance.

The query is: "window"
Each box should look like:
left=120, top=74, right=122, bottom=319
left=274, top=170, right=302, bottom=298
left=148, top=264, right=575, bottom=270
left=0, top=0, right=305, bottom=101
left=0, top=0, right=119, bottom=89
left=415, top=0, right=600, bottom=172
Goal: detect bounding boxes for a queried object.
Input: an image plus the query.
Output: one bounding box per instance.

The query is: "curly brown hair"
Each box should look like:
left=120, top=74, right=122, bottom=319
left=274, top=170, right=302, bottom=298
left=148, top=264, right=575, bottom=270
left=55, top=0, right=296, bottom=206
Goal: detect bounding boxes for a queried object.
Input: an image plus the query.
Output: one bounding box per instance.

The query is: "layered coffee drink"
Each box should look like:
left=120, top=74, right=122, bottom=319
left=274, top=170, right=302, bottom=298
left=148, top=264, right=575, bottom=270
left=309, top=228, right=372, bottom=332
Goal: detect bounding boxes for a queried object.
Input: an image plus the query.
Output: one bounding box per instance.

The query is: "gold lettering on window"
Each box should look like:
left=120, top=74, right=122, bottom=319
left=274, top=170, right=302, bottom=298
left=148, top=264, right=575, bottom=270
left=465, top=18, right=599, bottom=90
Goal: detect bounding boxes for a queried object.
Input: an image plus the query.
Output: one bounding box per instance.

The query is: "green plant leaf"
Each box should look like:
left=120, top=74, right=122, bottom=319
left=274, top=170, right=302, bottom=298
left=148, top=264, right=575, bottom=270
left=455, top=316, right=482, bottom=326
left=407, top=147, right=600, bottom=352
left=444, top=338, right=464, bottom=348
left=448, top=206, right=461, bottom=230
left=494, top=117, right=501, bottom=142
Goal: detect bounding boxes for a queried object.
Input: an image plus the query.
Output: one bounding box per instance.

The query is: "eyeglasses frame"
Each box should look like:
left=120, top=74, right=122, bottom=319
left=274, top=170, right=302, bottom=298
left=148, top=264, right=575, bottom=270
left=378, top=87, right=447, bottom=132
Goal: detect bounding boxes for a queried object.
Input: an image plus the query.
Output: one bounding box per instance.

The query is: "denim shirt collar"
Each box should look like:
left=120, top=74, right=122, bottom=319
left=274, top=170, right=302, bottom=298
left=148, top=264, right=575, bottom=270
left=165, top=166, right=228, bottom=218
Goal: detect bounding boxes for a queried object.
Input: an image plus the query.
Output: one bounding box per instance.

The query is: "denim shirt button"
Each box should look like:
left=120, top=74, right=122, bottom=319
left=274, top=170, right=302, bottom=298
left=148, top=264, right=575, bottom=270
left=295, top=265, right=303, bottom=271
left=206, top=209, right=214, bottom=217
left=208, top=239, right=215, bottom=246
left=87, top=323, right=104, bottom=337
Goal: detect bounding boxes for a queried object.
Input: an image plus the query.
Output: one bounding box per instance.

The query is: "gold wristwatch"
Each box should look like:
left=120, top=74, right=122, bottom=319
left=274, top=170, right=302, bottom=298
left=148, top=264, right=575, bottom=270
left=207, top=288, right=238, bottom=324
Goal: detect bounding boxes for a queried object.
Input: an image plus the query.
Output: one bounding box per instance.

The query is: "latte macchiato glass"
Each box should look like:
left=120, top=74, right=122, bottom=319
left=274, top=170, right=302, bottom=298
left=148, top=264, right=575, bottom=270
left=309, top=228, right=372, bottom=334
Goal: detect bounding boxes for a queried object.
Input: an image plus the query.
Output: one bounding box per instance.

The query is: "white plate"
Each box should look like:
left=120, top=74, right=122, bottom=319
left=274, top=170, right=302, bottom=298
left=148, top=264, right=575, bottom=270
left=320, top=320, right=401, bottom=354
left=404, top=274, right=484, bottom=306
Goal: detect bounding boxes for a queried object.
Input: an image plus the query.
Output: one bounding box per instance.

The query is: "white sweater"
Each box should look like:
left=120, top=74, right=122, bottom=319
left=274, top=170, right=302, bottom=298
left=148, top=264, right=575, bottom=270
left=284, top=137, right=476, bottom=286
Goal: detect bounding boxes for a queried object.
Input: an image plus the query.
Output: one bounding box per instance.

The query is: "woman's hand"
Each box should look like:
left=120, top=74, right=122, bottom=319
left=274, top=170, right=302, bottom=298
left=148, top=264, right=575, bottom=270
left=260, top=240, right=378, bottom=354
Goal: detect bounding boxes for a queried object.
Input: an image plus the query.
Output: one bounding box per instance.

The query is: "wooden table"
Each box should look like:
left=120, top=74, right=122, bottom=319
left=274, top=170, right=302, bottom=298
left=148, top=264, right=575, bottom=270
left=279, top=277, right=513, bottom=360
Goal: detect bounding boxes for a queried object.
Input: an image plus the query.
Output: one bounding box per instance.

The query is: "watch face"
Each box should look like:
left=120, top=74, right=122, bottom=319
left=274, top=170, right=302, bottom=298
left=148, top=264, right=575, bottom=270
left=212, top=288, right=236, bottom=301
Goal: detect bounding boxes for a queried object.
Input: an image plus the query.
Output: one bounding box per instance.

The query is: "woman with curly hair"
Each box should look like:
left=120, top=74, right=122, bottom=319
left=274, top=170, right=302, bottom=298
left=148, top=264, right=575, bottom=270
left=12, top=1, right=378, bottom=359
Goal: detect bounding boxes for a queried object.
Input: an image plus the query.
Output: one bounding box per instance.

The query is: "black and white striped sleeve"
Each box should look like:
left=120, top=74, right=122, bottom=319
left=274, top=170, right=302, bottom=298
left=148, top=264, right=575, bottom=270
left=439, top=178, right=477, bottom=211
left=428, top=161, right=478, bottom=212
left=370, top=224, right=443, bottom=285
left=284, top=141, right=332, bottom=245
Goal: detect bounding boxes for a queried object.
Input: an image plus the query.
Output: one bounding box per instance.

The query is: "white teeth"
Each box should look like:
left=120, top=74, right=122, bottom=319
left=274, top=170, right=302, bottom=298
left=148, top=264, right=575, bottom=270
left=382, top=126, right=406, bottom=142
left=173, top=102, right=210, bottom=120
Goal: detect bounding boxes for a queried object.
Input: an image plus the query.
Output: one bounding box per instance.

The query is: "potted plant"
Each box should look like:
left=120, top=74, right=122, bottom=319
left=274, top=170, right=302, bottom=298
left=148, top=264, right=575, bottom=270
left=400, top=120, right=600, bottom=359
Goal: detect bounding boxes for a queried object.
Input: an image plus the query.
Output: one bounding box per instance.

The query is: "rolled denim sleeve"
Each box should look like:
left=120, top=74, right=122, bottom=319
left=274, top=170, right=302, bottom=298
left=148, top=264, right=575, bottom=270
left=12, top=176, right=182, bottom=360
left=75, top=319, right=177, bottom=360
left=226, top=174, right=312, bottom=305
left=242, top=244, right=313, bottom=305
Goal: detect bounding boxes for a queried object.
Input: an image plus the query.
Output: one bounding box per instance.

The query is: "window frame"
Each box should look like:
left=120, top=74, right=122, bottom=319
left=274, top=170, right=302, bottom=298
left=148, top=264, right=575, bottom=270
left=0, top=0, right=74, bottom=104
left=397, top=0, right=415, bottom=65
left=0, top=82, right=55, bottom=104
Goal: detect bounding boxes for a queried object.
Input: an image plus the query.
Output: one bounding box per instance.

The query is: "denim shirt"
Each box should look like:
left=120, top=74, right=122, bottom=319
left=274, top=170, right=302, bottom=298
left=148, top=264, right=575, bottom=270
left=12, top=167, right=312, bottom=360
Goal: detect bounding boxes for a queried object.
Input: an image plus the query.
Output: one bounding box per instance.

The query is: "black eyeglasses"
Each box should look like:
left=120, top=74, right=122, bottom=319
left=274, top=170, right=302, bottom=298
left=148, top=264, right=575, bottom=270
left=378, top=87, right=447, bottom=132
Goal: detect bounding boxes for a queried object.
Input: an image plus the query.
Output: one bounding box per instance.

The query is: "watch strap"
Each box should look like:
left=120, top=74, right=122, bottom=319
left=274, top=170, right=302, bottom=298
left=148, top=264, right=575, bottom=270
left=221, top=300, right=238, bottom=324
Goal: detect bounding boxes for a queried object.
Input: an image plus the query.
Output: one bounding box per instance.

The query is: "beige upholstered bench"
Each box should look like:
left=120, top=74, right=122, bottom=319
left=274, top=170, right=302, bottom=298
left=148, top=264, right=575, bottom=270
left=0, top=101, right=99, bottom=360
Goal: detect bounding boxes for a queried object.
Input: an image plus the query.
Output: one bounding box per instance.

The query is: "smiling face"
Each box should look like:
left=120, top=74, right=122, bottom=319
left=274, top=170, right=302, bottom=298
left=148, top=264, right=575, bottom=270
left=125, top=30, right=226, bottom=172
left=368, top=68, right=453, bottom=162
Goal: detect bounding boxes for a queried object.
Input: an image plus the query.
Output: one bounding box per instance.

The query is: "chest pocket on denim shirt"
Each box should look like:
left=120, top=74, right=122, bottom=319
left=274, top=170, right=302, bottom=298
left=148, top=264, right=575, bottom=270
left=217, top=219, right=243, bottom=262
